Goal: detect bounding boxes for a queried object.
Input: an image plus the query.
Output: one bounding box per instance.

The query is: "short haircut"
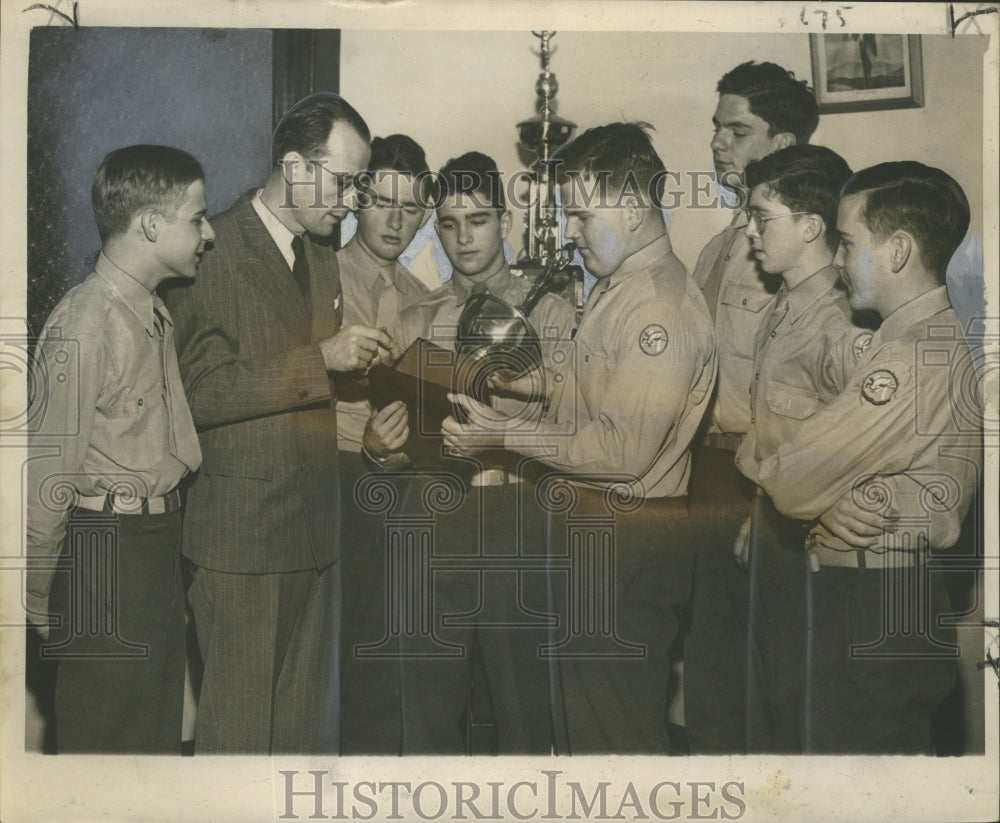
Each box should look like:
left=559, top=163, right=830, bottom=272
left=434, top=151, right=505, bottom=210
left=745, top=145, right=853, bottom=251
left=364, top=134, right=431, bottom=202
left=271, top=92, right=370, bottom=167
left=841, top=161, right=970, bottom=276
left=717, top=61, right=819, bottom=145
left=368, top=134, right=429, bottom=178
left=552, top=121, right=667, bottom=207
left=91, top=144, right=204, bottom=244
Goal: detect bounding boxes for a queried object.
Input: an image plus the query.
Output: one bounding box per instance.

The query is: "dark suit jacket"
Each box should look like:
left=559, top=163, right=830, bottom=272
left=166, top=192, right=342, bottom=573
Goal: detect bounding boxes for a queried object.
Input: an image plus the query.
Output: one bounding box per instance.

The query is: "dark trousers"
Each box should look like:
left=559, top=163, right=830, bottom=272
left=187, top=561, right=341, bottom=754
left=546, top=487, right=695, bottom=754
left=744, top=495, right=810, bottom=752
left=747, top=495, right=958, bottom=754
left=684, top=444, right=758, bottom=753
left=397, top=479, right=553, bottom=755
left=47, top=507, right=186, bottom=754
left=339, top=450, right=403, bottom=755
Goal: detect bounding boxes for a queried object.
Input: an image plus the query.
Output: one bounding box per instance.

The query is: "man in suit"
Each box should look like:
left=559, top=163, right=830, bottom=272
left=166, top=92, right=393, bottom=754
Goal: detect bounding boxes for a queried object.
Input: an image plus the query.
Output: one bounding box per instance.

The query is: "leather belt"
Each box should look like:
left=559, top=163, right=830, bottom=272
left=805, top=535, right=919, bottom=572
left=469, top=469, right=522, bottom=487
left=75, top=488, right=182, bottom=516
left=700, top=431, right=743, bottom=452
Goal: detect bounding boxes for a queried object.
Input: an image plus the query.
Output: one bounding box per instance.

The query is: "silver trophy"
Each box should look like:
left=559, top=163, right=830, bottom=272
left=455, top=31, right=582, bottom=407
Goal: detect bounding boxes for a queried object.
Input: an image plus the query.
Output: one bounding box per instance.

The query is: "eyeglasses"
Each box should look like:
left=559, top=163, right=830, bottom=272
left=305, top=158, right=358, bottom=201
left=744, top=210, right=812, bottom=233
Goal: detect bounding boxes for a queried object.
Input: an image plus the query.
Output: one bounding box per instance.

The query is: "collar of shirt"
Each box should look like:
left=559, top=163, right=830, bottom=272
left=784, top=264, right=843, bottom=327
left=729, top=207, right=749, bottom=231
left=874, top=285, right=952, bottom=345
left=600, top=233, right=675, bottom=297
left=451, top=264, right=515, bottom=306
left=341, top=236, right=400, bottom=291
left=252, top=188, right=300, bottom=270
left=93, top=253, right=164, bottom=336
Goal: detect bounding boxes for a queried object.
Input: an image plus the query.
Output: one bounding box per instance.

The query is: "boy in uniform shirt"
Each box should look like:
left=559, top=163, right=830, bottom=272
left=447, top=124, right=716, bottom=753
left=335, top=134, right=431, bottom=754
left=26, top=145, right=211, bottom=752
left=720, top=144, right=857, bottom=751
left=685, top=61, right=820, bottom=752
left=744, top=162, right=982, bottom=753
left=383, top=151, right=575, bottom=754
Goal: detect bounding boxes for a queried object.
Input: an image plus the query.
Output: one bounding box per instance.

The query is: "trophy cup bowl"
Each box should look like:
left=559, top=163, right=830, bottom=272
left=456, top=291, right=546, bottom=407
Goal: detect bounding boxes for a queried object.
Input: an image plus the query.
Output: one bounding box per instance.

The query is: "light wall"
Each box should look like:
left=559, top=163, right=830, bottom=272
left=341, top=31, right=984, bottom=272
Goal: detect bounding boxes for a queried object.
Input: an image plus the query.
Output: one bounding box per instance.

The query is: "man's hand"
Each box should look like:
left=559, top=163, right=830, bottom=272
left=487, top=366, right=549, bottom=403
left=442, top=392, right=510, bottom=454
left=819, top=494, right=896, bottom=549
left=319, top=325, right=394, bottom=373
left=363, top=401, right=409, bottom=457
left=733, top=515, right=753, bottom=571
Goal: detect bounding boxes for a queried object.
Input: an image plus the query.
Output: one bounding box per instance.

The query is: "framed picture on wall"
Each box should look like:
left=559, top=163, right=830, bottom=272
left=809, top=33, right=924, bottom=113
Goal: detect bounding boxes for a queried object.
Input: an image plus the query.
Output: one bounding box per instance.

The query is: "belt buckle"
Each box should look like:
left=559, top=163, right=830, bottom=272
left=471, top=468, right=506, bottom=487
left=106, top=488, right=179, bottom=515
left=108, top=492, right=144, bottom=515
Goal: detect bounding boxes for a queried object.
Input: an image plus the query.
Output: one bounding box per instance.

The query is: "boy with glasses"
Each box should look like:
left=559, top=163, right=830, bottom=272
left=721, top=144, right=858, bottom=751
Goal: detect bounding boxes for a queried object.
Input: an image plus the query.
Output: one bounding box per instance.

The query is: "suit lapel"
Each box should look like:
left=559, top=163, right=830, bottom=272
left=231, top=195, right=313, bottom=343
left=305, top=234, right=343, bottom=342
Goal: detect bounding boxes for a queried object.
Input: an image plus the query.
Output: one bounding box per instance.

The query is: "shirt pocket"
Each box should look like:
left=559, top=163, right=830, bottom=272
left=719, top=282, right=774, bottom=315
left=765, top=380, right=819, bottom=420
left=105, top=380, right=157, bottom=421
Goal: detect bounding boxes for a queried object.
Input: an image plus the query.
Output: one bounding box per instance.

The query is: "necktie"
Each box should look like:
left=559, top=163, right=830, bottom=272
left=153, top=305, right=201, bottom=471
left=373, top=269, right=399, bottom=330
left=290, top=234, right=311, bottom=298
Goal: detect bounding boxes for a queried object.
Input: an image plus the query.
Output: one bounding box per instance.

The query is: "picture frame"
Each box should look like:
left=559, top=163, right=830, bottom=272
left=809, top=33, right=924, bottom=113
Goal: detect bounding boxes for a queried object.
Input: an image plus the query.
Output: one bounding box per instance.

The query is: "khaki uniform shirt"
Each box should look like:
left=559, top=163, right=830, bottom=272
left=735, top=265, right=857, bottom=482
left=507, top=235, right=717, bottom=498
left=335, top=238, right=429, bottom=451
left=693, top=211, right=779, bottom=436
left=754, top=286, right=981, bottom=551
left=26, top=254, right=201, bottom=600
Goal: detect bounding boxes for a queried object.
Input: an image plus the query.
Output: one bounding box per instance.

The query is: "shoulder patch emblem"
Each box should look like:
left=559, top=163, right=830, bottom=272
left=861, top=369, right=898, bottom=405
left=852, top=331, right=873, bottom=360
left=639, top=324, right=669, bottom=356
